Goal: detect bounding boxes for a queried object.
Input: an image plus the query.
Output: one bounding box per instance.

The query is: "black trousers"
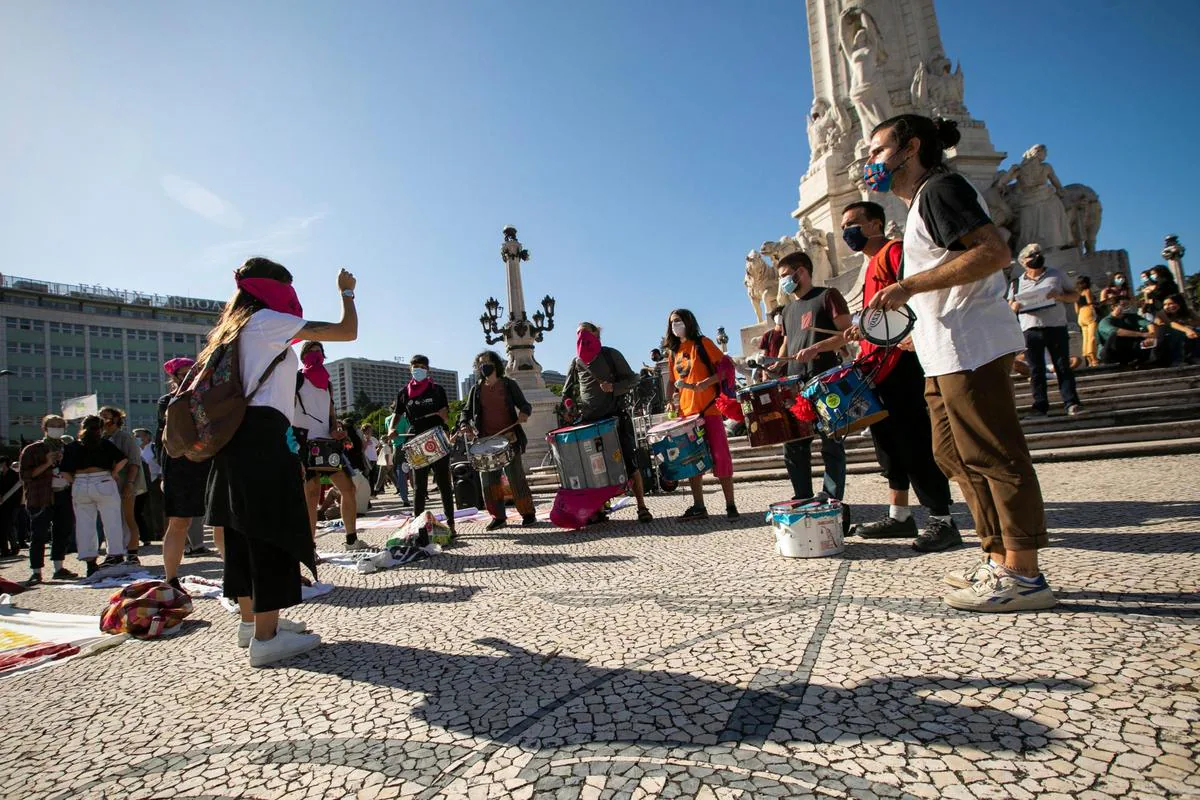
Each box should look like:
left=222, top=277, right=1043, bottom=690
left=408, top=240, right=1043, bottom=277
left=29, top=490, right=75, bottom=569
left=414, top=458, right=455, bottom=529
left=1024, top=325, right=1080, bottom=412
left=869, top=352, right=953, bottom=516
left=0, top=503, right=17, bottom=556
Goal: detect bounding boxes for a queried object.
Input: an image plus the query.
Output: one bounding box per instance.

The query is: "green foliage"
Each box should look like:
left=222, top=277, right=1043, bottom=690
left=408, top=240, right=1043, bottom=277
left=352, top=390, right=381, bottom=417
left=448, top=399, right=466, bottom=429
left=546, top=383, right=563, bottom=397
left=362, top=406, right=390, bottom=434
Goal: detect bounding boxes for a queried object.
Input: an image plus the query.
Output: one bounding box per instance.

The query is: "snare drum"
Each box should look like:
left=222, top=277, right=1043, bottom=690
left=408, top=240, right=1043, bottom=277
left=402, top=427, right=451, bottom=470
left=767, top=498, right=844, bottom=558
left=306, top=438, right=344, bottom=473
left=738, top=379, right=816, bottom=448
left=647, top=416, right=712, bottom=481
left=468, top=435, right=514, bottom=473
left=800, top=364, right=888, bottom=438
left=548, top=418, right=628, bottom=490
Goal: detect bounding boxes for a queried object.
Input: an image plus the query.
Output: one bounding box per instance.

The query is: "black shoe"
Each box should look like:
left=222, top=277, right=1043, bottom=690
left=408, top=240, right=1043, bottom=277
left=23, top=573, right=42, bottom=587
left=726, top=504, right=740, bottom=520
left=853, top=515, right=918, bottom=539
left=125, top=554, right=141, bottom=566
left=521, top=514, right=537, bottom=527
left=637, top=507, right=654, bottom=524
left=912, top=518, right=964, bottom=553
left=52, top=568, right=79, bottom=581
left=85, top=560, right=100, bottom=578
left=167, top=577, right=186, bottom=594
left=678, top=505, right=708, bottom=522
left=101, top=555, right=124, bottom=568
left=486, top=518, right=507, bottom=532
left=586, top=511, right=609, bottom=525
left=841, top=503, right=852, bottom=537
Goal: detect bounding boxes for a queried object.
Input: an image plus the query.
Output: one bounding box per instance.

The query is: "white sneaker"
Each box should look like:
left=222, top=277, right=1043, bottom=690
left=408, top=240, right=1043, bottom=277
left=248, top=629, right=322, bottom=667
left=238, top=618, right=309, bottom=648
left=943, top=553, right=995, bottom=589
left=943, top=568, right=1057, bottom=613
left=344, top=539, right=371, bottom=552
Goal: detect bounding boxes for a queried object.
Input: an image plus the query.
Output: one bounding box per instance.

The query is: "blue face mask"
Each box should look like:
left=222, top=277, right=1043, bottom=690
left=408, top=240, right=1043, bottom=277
left=780, top=275, right=797, bottom=295
left=411, top=367, right=429, bottom=381
left=863, top=153, right=910, bottom=194
left=842, top=225, right=870, bottom=252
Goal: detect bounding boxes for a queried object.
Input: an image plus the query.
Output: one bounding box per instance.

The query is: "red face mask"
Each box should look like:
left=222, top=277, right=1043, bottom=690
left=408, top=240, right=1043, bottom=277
left=236, top=277, right=304, bottom=317
left=301, top=349, right=330, bottom=389
left=577, top=329, right=602, bottom=364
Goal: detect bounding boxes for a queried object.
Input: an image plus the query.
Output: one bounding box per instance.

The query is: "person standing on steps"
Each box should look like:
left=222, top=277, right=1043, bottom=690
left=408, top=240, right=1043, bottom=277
left=774, top=250, right=852, bottom=532
left=839, top=200, right=961, bottom=553
left=866, top=113, right=1055, bottom=612
left=1007, top=242, right=1084, bottom=417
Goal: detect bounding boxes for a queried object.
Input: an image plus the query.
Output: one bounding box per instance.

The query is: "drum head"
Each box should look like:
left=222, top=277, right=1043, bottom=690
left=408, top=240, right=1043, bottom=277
left=859, top=305, right=916, bottom=346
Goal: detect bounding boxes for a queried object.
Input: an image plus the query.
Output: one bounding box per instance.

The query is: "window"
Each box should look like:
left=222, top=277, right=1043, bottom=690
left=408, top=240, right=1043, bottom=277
left=5, top=296, right=38, bottom=307
left=51, top=368, right=85, bottom=381
left=82, top=304, right=121, bottom=317
left=126, top=329, right=157, bottom=341
left=90, top=348, right=124, bottom=360
left=49, top=344, right=85, bottom=358
left=15, top=390, right=46, bottom=403
left=129, top=372, right=161, bottom=384
left=7, top=341, right=44, bottom=355
left=92, top=370, right=124, bottom=382
left=48, top=322, right=85, bottom=335
left=127, top=350, right=159, bottom=362
left=88, top=325, right=123, bottom=339
left=5, top=317, right=44, bottom=331
left=129, top=393, right=159, bottom=405
left=40, top=299, right=75, bottom=311
left=13, top=365, right=45, bottom=379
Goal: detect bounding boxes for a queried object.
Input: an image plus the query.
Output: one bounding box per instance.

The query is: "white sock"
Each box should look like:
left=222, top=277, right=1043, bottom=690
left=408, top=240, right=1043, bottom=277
left=889, top=505, right=912, bottom=522
left=52, top=560, right=63, bottom=571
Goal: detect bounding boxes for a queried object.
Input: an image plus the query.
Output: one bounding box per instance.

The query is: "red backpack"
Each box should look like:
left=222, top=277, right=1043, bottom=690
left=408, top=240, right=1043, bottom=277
left=163, top=339, right=288, bottom=461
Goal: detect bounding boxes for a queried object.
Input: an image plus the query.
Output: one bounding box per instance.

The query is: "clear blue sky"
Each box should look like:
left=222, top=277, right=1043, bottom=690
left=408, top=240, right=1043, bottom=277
left=2, top=1, right=1196, bottom=379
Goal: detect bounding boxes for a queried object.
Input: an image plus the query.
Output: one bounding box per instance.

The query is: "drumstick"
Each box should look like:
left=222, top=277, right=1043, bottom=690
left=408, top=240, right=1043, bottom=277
left=805, top=326, right=843, bottom=336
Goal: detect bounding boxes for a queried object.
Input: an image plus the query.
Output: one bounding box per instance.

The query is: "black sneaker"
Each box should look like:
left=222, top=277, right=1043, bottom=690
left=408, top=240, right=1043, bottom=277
left=125, top=554, right=141, bottom=566
left=678, top=505, right=708, bottom=522
left=853, top=515, right=918, bottom=539
left=726, top=504, right=740, bottom=520
left=101, top=555, right=124, bottom=567
left=52, top=568, right=79, bottom=581
left=486, top=518, right=507, bottom=532
left=23, top=573, right=42, bottom=587
left=167, top=577, right=188, bottom=595
left=85, top=560, right=100, bottom=578
left=912, top=518, right=964, bottom=553
left=841, top=503, right=852, bottom=537
left=521, top=514, right=537, bottom=527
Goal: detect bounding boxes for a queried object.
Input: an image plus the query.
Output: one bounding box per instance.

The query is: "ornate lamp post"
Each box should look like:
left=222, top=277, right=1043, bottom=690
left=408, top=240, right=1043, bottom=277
left=478, top=227, right=557, bottom=377
left=1162, top=235, right=1187, bottom=304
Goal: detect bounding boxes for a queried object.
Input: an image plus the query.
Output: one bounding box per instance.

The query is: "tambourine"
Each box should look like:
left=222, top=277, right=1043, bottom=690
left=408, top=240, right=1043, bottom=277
left=857, top=304, right=916, bottom=346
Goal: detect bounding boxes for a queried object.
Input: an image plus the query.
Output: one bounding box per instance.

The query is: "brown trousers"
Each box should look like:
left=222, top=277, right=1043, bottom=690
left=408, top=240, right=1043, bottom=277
left=924, top=354, right=1049, bottom=553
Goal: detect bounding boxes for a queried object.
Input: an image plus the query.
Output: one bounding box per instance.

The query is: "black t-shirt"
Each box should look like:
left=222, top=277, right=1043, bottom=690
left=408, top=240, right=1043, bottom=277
left=393, top=384, right=450, bottom=435
left=780, top=287, right=849, bottom=379
left=61, top=439, right=126, bottom=473
left=917, top=171, right=991, bottom=252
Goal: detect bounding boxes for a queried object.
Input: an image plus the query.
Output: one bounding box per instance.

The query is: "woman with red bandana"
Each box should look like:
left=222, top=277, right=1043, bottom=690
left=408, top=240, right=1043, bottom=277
left=388, top=354, right=456, bottom=538
left=201, top=257, right=358, bottom=667
left=296, top=341, right=364, bottom=552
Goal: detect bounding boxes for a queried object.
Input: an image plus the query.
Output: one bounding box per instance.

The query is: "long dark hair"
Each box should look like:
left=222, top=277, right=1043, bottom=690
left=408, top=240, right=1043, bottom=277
left=79, top=415, right=103, bottom=449
left=871, top=114, right=961, bottom=170
left=198, top=257, right=293, bottom=365
left=474, top=349, right=505, bottom=378
left=663, top=308, right=702, bottom=352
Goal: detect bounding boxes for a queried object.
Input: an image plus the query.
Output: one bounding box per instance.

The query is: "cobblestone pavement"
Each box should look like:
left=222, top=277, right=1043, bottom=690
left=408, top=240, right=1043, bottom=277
left=1, top=455, right=1197, bottom=800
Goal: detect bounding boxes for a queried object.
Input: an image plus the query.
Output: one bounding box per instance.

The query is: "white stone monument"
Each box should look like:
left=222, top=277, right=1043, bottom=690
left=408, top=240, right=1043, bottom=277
left=479, top=226, right=559, bottom=465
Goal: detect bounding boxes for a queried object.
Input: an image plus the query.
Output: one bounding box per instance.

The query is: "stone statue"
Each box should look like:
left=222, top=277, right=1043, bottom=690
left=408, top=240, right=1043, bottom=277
left=911, top=55, right=966, bottom=118
left=838, top=7, right=892, bottom=143
left=760, top=237, right=803, bottom=308
left=806, top=97, right=851, bottom=163
left=984, top=170, right=1017, bottom=251
left=797, top=217, right=832, bottom=275
left=1060, top=183, right=1102, bottom=256
left=884, top=220, right=904, bottom=240
left=743, top=250, right=779, bottom=324
left=1000, top=144, right=1071, bottom=251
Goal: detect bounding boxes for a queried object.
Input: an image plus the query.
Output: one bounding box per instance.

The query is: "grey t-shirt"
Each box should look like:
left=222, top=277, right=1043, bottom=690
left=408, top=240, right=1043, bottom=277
left=562, top=346, right=639, bottom=421
left=105, top=428, right=146, bottom=495
left=780, top=287, right=849, bottom=379
left=1008, top=266, right=1072, bottom=331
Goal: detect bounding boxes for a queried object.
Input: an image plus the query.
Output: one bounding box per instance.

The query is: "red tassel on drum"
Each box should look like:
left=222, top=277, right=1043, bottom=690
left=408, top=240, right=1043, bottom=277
left=715, top=394, right=745, bottom=423
left=790, top=395, right=818, bottom=424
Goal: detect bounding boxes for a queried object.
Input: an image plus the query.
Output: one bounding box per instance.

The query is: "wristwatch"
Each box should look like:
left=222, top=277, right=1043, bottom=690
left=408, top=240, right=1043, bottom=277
left=341, top=289, right=355, bottom=299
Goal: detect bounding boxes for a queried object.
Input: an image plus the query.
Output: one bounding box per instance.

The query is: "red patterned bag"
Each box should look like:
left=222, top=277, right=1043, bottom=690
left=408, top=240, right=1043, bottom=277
left=100, top=580, right=193, bottom=639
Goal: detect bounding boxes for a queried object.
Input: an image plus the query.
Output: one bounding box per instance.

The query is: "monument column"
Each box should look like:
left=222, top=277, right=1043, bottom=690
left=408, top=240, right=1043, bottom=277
left=1163, top=235, right=1187, bottom=301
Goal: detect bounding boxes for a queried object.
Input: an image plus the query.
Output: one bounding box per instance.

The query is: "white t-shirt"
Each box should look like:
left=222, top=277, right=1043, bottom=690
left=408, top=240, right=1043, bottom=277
left=903, top=171, right=1025, bottom=376
left=294, top=377, right=333, bottom=439
left=240, top=310, right=305, bottom=422
left=363, top=436, right=379, bottom=462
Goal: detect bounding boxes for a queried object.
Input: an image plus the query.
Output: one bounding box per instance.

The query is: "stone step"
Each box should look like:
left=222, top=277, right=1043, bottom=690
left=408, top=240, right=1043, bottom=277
left=527, top=420, right=1200, bottom=494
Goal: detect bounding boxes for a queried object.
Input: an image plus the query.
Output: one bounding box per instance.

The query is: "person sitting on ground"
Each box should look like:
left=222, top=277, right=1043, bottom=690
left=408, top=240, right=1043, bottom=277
left=1153, top=293, right=1200, bottom=365
left=1097, top=296, right=1155, bottom=367
left=1099, top=271, right=1131, bottom=309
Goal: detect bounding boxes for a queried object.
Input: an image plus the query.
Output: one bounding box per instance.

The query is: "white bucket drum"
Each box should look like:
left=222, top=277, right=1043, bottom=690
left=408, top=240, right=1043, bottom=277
left=767, top=499, right=844, bottom=558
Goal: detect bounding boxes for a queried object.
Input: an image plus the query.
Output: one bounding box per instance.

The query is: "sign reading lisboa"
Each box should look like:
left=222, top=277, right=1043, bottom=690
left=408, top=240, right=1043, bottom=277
left=166, top=296, right=225, bottom=313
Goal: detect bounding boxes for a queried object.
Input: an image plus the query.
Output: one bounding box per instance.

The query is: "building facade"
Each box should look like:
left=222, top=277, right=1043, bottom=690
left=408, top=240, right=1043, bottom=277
left=328, top=357, right=459, bottom=414
left=0, top=275, right=221, bottom=445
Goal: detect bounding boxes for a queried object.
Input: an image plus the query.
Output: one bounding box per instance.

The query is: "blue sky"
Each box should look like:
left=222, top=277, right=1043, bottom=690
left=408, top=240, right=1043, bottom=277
left=2, top=1, right=1196, bottom=380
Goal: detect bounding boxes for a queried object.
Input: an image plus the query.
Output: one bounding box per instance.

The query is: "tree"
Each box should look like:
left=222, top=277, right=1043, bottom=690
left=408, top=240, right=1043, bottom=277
left=352, top=390, right=381, bottom=418
left=546, top=383, right=563, bottom=397
left=363, top=406, right=390, bottom=435
left=448, top=400, right=466, bottom=430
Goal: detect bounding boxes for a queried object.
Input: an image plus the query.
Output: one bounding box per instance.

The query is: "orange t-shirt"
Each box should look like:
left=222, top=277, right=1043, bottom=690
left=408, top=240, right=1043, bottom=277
left=671, top=337, right=726, bottom=417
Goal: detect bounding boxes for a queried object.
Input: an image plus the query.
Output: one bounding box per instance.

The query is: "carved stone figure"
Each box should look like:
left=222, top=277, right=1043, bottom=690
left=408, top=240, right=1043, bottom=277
left=807, top=98, right=851, bottom=163
left=1000, top=144, right=1071, bottom=251
left=744, top=250, right=779, bottom=324
left=984, top=170, right=1017, bottom=250
left=797, top=217, right=832, bottom=275
left=884, top=220, right=904, bottom=240
left=760, top=237, right=803, bottom=308
left=911, top=55, right=966, bottom=118
left=1060, top=183, right=1102, bottom=256
left=838, top=7, right=892, bottom=142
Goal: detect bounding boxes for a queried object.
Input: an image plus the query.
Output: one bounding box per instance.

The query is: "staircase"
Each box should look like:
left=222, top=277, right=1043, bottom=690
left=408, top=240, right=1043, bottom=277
left=525, top=363, right=1200, bottom=496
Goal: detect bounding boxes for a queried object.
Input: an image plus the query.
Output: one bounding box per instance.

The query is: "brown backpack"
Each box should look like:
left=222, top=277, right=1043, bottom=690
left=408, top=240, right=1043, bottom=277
left=163, top=339, right=288, bottom=462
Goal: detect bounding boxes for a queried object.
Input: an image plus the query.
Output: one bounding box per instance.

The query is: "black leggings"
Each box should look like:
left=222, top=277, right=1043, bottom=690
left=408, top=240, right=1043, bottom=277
left=414, top=458, right=455, bottom=529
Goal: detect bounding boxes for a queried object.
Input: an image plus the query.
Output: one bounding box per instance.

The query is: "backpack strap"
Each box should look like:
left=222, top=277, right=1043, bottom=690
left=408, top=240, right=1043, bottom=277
left=243, top=348, right=289, bottom=403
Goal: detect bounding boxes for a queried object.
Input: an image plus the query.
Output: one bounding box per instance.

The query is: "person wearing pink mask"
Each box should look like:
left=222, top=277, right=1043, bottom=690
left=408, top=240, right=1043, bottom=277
left=388, top=354, right=456, bottom=538
left=202, top=257, right=358, bottom=667
left=296, top=341, right=364, bottom=552
left=561, top=322, right=653, bottom=523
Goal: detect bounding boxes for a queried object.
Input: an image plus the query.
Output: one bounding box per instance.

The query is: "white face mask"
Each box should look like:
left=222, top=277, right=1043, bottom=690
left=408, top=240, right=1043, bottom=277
left=773, top=315, right=782, bottom=326
left=45, top=427, right=65, bottom=440
left=671, top=321, right=687, bottom=339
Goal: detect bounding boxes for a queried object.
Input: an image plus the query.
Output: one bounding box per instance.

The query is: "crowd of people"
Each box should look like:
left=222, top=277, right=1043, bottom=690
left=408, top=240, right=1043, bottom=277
left=5, top=112, right=1195, bottom=667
